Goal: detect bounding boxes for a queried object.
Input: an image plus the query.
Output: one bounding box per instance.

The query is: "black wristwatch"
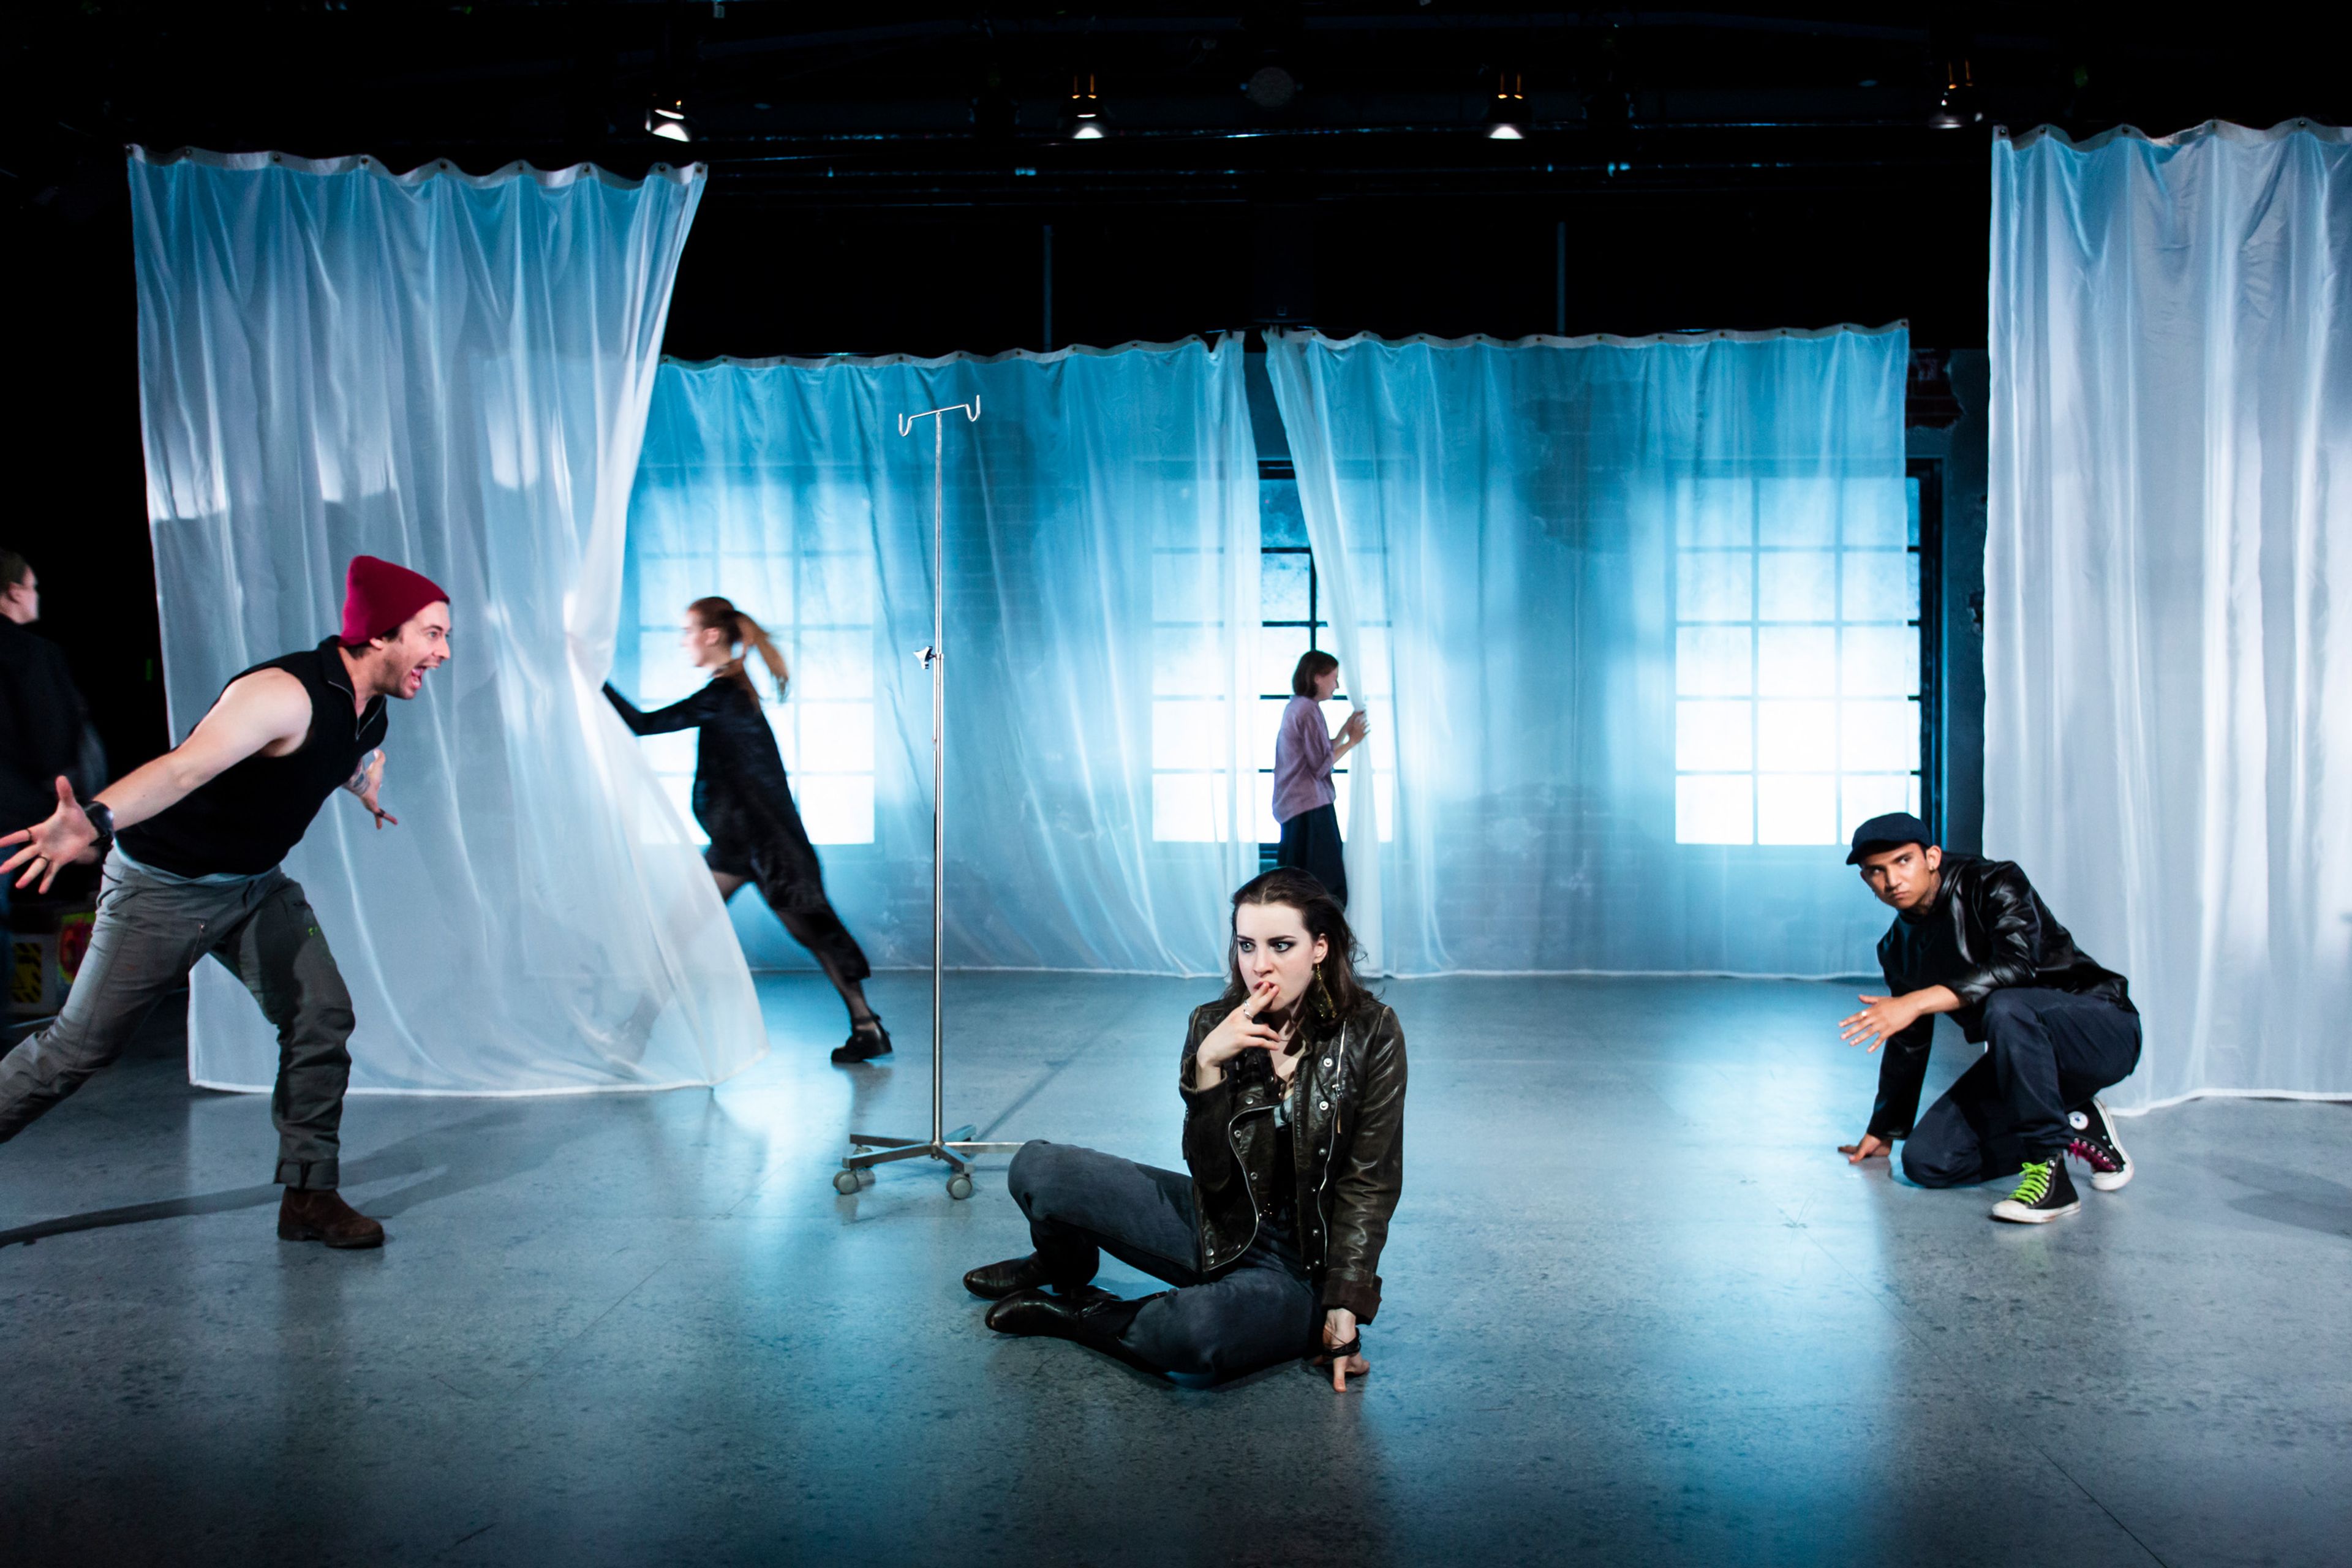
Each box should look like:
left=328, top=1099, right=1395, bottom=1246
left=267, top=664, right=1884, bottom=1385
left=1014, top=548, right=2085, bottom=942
left=81, top=799, right=116, bottom=853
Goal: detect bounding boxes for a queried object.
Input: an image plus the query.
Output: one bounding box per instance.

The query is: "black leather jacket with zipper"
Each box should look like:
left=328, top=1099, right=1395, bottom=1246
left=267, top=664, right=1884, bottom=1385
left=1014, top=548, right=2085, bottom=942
left=1177, top=999, right=1406, bottom=1322
left=1868, top=854, right=2133, bottom=1139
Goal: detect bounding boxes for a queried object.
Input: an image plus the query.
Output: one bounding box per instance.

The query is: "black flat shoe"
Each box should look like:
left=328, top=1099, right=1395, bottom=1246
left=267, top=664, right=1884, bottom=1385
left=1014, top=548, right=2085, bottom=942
left=964, top=1253, right=1055, bottom=1300
left=831, top=1018, right=892, bottom=1065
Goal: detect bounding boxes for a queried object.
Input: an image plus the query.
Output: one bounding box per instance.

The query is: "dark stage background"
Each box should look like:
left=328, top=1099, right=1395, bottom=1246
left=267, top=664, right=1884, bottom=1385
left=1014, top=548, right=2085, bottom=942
left=5, top=2, right=2340, bottom=801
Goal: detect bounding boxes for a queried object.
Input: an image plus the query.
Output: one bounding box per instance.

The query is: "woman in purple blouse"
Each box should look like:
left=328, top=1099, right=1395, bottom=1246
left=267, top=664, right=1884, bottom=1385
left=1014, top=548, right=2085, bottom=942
left=1271, top=650, right=1370, bottom=906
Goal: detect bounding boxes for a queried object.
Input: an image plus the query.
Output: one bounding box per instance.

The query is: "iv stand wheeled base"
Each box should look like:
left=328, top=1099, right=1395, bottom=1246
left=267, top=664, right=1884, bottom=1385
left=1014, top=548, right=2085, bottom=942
left=833, top=1127, right=1025, bottom=1201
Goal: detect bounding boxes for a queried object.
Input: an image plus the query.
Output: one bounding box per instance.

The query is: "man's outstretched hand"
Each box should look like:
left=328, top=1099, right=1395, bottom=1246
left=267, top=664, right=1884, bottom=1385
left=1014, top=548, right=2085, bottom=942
left=349, top=749, right=398, bottom=829
left=1, top=777, right=101, bottom=894
left=1839, top=1132, right=1895, bottom=1165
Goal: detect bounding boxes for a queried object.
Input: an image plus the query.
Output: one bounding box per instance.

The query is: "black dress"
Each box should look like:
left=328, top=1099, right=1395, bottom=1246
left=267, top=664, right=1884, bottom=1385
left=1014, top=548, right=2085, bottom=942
left=604, top=675, right=870, bottom=982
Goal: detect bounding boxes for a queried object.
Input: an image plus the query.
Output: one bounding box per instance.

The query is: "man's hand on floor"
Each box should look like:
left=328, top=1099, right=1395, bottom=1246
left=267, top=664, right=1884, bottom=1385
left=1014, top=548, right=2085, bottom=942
left=1839, top=1132, right=1894, bottom=1164
left=1316, top=1308, right=1367, bottom=1392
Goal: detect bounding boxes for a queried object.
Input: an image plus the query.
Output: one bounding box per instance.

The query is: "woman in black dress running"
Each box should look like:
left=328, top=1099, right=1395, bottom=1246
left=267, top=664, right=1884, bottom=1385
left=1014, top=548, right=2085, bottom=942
left=605, top=595, right=890, bottom=1064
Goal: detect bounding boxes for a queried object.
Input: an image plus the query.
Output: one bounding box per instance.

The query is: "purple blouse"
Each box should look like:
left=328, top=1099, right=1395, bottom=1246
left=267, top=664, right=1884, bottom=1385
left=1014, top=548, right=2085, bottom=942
left=1272, top=695, right=1338, bottom=824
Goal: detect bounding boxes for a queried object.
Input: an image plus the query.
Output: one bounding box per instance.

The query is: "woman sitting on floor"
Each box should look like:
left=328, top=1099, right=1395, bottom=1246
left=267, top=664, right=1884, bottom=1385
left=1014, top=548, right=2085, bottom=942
left=963, top=868, right=1406, bottom=1389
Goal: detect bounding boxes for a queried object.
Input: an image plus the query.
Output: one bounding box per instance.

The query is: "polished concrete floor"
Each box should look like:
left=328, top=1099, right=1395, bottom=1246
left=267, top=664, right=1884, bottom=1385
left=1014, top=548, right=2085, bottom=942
left=1, top=972, right=2345, bottom=1567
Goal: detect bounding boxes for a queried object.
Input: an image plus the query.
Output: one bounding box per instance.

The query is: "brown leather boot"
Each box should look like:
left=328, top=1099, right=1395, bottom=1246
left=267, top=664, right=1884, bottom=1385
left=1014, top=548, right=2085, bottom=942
left=277, top=1188, right=386, bottom=1250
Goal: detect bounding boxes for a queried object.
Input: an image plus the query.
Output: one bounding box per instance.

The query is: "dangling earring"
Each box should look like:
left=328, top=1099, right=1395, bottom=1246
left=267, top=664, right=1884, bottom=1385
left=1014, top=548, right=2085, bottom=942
left=1310, top=964, right=1336, bottom=1023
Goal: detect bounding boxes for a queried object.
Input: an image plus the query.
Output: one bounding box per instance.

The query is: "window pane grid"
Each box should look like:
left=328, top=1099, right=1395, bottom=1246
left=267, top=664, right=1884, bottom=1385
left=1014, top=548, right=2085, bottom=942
left=1674, top=477, right=1919, bottom=846
left=1149, top=538, right=1240, bottom=843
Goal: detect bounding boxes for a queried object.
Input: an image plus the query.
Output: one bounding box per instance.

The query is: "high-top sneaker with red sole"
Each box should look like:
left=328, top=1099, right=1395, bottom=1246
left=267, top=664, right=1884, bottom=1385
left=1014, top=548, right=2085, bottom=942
left=2066, top=1098, right=2134, bottom=1192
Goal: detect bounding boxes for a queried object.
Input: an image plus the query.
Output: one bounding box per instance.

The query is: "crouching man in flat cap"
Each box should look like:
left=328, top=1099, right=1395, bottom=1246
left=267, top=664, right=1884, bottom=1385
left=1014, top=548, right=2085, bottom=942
left=0, top=556, right=450, bottom=1248
left=1834, top=813, right=2140, bottom=1224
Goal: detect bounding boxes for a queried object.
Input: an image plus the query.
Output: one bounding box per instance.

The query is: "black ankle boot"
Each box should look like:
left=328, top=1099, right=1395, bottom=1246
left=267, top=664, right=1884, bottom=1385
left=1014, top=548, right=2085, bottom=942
left=964, top=1253, right=1057, bottom=1300
left=984, top=1286, right=1148, bottom=1357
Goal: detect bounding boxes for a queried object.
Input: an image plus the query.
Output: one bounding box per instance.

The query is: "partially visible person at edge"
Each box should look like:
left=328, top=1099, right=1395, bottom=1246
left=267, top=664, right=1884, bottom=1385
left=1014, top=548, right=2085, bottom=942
left=1271, top=650, right=1369, bottom=908
left=0, top=554, right=452, bottom=1250
left=1835, top=811, right=2140, bottom=1224
left=963, top=869, right=1405, bottom=1389
left=0, top=548, right=96, bottom=962
left=603, top=595, right=888, bottom=1064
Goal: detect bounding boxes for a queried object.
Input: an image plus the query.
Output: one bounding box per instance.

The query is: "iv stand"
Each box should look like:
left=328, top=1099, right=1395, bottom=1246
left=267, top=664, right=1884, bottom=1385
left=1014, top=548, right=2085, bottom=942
left=832, top=396, right=1017, bottom=1200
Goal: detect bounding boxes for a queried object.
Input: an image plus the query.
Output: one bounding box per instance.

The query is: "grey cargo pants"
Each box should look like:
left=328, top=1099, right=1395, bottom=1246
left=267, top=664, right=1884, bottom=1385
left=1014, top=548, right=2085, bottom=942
left=0, top=850, right=355, bottom=1188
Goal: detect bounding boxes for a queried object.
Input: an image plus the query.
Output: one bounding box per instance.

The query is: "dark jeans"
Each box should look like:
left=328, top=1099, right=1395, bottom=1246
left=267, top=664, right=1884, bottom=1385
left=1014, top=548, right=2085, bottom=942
left=1007, top=1139, right=1322, bottom=1381
left=1902, top=988, right=2142, bottom=1189
left=0, top=850, right=355, bottom=1188
left=1275, top=802, right=1348, bottom=908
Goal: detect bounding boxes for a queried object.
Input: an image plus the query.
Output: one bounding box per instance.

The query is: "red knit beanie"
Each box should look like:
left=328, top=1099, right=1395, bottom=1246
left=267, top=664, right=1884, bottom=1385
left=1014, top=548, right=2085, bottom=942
left=341, top=555, right=450, bottom=644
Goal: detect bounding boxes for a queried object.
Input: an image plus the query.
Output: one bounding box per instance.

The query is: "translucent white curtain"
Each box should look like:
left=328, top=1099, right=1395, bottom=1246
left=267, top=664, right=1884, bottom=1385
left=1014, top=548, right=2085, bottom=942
left=130, top=147, right=767, bottom=1094
left=1268, top=326, right=1912, bottom=976
left=620, top=337, right=1261, bottom=974
left=1988, top=122, right=2352, bottom=1110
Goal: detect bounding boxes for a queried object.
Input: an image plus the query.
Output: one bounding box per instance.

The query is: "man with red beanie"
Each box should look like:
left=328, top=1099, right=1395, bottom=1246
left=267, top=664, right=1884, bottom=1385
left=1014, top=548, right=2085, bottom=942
left=0, top=556, right=451, bottom=1248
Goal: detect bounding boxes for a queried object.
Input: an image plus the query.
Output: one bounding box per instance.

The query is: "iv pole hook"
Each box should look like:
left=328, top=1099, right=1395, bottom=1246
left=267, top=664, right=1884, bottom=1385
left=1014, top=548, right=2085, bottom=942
left=897, top=396, right=981, bottom=438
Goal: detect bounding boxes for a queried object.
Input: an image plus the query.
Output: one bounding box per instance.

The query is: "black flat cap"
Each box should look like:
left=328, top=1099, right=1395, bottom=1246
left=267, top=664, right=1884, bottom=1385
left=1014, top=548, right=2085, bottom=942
left=1846, top=811, right=1934, bottom=865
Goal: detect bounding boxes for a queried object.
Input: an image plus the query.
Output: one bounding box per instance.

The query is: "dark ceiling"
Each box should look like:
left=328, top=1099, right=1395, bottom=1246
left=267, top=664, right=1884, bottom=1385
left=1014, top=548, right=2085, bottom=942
left=2, top=4, right=2337, bottom=760
left=9, top=4, right=2339, bottom=355
left=9, top=4, right=2328, bottom=189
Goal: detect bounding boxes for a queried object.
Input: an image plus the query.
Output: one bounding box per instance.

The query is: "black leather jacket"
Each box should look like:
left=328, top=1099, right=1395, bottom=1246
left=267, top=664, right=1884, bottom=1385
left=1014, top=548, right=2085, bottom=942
left=604, top=676, right=800, bottom=850
left=1869, top=854, right=2132, bottom=1139
left=1177, top=999, right=1406, bottom=1322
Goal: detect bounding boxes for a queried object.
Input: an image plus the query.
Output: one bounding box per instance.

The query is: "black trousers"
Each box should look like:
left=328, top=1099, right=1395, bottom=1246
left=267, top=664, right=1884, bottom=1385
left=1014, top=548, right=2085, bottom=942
left=1901, top=988, right=2142, bottom=1189
left=1006, top=1140, right=1322, bottom=1381
left=706, top=837, right=871, bottom=983
left=1275, top=802, right=1348, bottom=908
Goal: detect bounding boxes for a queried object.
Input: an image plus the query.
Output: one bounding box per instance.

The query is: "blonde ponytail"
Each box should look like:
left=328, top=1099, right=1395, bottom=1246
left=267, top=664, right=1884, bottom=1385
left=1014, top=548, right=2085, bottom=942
left=736, top=612, right=790, bottom=695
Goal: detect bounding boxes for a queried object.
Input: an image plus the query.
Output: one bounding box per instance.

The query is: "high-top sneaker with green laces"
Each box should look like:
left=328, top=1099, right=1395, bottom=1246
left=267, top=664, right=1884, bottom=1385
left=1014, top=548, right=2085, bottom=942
left=1991, top=1155, right=2081, bottom=1224
left=2066, top=1098, right=2134, bottom=1191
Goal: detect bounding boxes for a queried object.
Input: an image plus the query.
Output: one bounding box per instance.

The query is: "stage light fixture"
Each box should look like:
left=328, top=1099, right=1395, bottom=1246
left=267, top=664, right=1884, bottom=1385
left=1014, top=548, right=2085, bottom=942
left=647, top=97, right=690, bottom=143
left=1928, top=61, right=1981, bottom=129
left=1067, top=72, right=1106, bottom=138
left=1486, top=70, right=1528, bottom=139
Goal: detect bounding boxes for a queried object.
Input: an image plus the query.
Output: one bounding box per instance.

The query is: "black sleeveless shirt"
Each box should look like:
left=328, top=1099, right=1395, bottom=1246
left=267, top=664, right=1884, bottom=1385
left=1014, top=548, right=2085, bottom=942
left=119, top=638, right=389, bottom=877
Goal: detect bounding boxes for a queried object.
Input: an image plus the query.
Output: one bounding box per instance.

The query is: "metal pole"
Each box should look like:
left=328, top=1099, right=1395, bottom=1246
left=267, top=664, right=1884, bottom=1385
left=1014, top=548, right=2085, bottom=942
left=930, top=409, right=946, bottom=1146
left=837, top=396, right=1017, bottom=1199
